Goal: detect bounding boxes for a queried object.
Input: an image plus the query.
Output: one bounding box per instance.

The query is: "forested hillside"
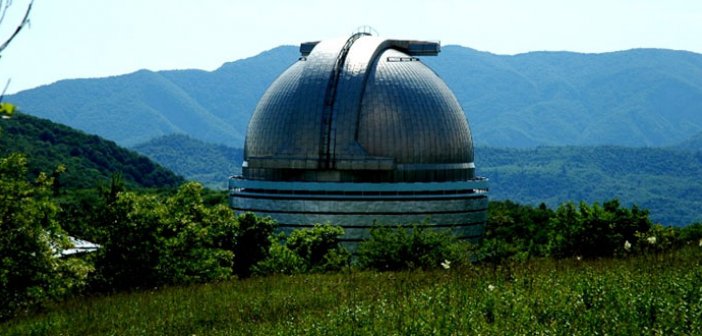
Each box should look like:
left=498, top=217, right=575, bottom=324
left=128, top=136, right=702, bottom=226
left=132, top=134, right=243, bottom=189
left=9, top=46, right=702, bottom=148
left=475, top=146, right=702, bottom=226
left=0, top=113, right=183, bottom=189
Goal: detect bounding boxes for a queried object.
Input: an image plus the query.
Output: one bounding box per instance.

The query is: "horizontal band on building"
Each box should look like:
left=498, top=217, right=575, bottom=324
left=341, top=234, right=484, bottom=243
left=229, top=177, right=489, bottom=192
left=277, top=222, right=486, bottom=230
left=231, top=192, right=487, bottom=202
left=232, top=207, right=488, bottom=216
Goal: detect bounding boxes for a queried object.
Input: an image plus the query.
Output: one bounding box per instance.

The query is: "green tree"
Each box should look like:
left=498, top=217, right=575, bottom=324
left=548, top=199, right=652, bottom=258
left=233, top=212, right=276, bottom=278
left=286, top=224, right=349, bottom=272
left=357, top=225, right=470, bottom=271
left=0, top=153, right=91, bottom=321
left=92, top=182, right=237, bottom=290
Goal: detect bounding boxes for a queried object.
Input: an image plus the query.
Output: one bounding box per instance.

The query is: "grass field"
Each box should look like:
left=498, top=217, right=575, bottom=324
left=2, top=246, right=701, bottom=335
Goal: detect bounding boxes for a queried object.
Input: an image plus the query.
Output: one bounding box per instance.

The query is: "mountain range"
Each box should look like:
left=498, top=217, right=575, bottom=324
left=9, top=45, right=702, bottom=148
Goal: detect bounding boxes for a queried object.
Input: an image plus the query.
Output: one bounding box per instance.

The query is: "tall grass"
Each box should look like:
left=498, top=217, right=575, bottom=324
left=3, top=247, right=701, bottom=335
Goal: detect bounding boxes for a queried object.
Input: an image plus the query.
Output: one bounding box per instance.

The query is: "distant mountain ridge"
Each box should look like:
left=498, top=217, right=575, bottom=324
left=9, top=45, right=702, bottom=148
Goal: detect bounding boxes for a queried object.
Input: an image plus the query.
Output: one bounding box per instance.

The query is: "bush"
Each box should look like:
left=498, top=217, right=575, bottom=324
left=287, top=224, right=349, bottom=272
left=547, top=200, right=652, bottom=258
left=92, top=182, right=237, bottom=290
left=252, top=235, right=306, bottom=276
left=0, top=153, right=91, bottom=321
left=233, top=212, right=277, bottom=278
left=357, top=225, right=471, bottom=271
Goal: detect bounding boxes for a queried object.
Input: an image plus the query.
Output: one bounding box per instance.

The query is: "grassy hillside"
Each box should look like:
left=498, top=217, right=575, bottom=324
left=476, top=146, right=702, bottom=226
left=9, top=46, right=702, bottom=148
left=3, top=247, right=700, bottom=335
left=132, top=134, right=243, bottom=189
left=0, top=112, right=183, bottom=189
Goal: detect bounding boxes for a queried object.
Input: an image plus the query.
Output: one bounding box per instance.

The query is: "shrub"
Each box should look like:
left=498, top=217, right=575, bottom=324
left=0, top=153, right=91, bottom=321
left=252, top=235, right=306, bottom=276
left=92, top=182, right=237, bottom=290
left=357, top=225, right=471, bottom=271
left=233, top=212, right=277, bottom=278
left=287, top=224, right=349, bottom=272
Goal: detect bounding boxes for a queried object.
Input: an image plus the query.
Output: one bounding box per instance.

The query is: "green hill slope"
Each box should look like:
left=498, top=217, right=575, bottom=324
left=0, top=113, right=183, bottom=189
left=132, top=134, right=243, bottom=189
left=128, top=137, right=702, bottom=226
left=9, top=46, right=702, bottom=148
left=475, top=146, right=702, bottom=226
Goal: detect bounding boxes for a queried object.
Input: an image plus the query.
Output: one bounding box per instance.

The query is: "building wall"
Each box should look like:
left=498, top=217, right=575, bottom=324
left=230, top=179, right=488, bottom=242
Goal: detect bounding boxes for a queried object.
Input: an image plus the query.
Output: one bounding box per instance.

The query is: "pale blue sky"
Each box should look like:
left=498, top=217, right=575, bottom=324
left=1, top=0, right=701, bottom=94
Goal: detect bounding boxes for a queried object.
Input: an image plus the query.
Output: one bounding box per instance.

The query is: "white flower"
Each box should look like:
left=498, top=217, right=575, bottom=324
left=488, top=284, right=496, bottom=291
left=698, top=239, right=701, bottom=247
left=441, top=260, right=451, bottom=270
left=576, top=256, right=582, bottom=261
left=647, top=236, right=657, bottom=245
left=624, top=240, right=632, bottom=251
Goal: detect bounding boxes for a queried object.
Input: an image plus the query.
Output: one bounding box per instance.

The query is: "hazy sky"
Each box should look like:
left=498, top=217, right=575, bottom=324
left=1, top=0, right=701, bottom=94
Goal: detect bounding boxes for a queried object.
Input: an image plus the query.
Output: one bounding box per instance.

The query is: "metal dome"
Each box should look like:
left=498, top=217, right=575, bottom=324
left=244, top=34, right=475, bottom=183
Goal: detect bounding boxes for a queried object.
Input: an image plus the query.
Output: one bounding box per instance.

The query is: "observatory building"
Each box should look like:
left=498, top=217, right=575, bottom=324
left=229, top=33, right=488, bottom=242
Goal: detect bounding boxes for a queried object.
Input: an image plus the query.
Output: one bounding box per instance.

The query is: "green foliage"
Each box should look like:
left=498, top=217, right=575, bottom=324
left=251, top=235, right=306, bottom=276
left=92, top=182, right=236, bottom=290
left=480, top=201, right=553, bottom=261
left=547, top=200, right=652, bottom=258
left=0, top=102, right=15, bottom=117
left=0, top=153, right=91, bottom=321
left=286, top=224, right=349, bottom=272
left=233, top=212, right=277, bottom=278
left=357, top=225, right=471, bottom=271
left=679, top=223, right=702, bottom=244
left=3, top=247, right=701, bottom=335
left=0, top=113, right=183, bottom=189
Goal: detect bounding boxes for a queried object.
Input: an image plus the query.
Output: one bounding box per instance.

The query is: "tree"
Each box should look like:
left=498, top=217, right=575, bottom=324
left=233, top=212, right=276, bottom=278
left=286, top=224, right=349, bottom=272
left=92, top=182, right=237, bottom=290
left=0, top=153, right=91, bottom=321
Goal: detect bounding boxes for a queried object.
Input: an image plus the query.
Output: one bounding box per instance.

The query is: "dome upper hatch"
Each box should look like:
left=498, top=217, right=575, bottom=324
left=243, top=34, right=475, bottom=182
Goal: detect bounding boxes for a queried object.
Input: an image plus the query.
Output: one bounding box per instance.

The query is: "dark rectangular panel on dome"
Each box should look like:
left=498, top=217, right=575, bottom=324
left=300, top=41, right=320, bottom=56
left=388, top=40, right=441, bottom=56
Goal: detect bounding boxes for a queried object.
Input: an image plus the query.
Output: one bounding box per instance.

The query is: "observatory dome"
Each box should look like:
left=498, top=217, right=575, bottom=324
left=244, top=34, right=474, bottom=183
left=231, top=33, right=488, bottom=243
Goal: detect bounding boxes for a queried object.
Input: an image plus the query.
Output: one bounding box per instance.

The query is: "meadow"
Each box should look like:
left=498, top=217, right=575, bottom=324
left=3, top=246, right=700, bottom=335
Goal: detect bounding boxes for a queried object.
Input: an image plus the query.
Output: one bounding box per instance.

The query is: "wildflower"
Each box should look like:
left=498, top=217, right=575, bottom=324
left=699, top=239, right=702, bottom=247
left=576, top=256, right=582, bottom=261
left=488, top=284, right=496, bottom=291
left=647, top=236, right=657, bottom=245
left=441, top=260, right=451, bottom=270
left=624, top=240, right=632, bottom=251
